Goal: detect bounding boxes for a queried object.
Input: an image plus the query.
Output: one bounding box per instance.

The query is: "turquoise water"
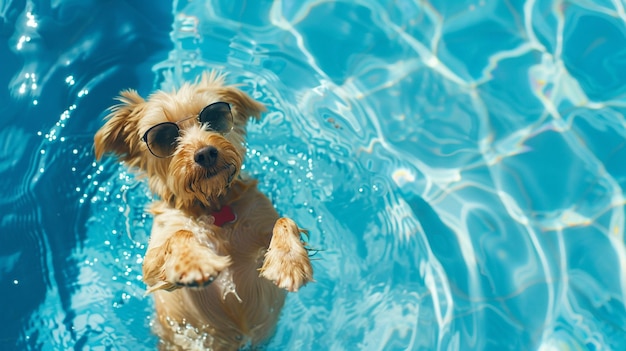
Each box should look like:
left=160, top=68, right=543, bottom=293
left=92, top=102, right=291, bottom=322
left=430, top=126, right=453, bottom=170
left=2, top=0, right=626, bottom=350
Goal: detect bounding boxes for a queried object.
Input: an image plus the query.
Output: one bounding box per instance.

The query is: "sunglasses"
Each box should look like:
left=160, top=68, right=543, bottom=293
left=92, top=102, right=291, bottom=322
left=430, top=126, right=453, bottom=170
left=141, top=102, right=234, bottom=158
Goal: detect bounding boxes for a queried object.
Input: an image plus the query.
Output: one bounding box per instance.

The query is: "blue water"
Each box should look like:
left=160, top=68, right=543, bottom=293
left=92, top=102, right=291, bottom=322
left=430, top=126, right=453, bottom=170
left=2, top=0, right=626, bottom=350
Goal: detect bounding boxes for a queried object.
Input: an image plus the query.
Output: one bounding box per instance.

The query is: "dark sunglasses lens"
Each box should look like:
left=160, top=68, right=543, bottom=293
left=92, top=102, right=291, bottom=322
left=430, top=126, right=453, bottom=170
left=199, top=102, right=233, bottom=133
left=145, top=123, right=179, bottom=157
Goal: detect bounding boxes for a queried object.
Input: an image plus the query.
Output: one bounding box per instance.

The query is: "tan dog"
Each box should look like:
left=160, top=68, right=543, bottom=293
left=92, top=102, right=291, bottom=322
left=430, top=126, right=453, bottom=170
left=94, top=72, right=313, bottom=350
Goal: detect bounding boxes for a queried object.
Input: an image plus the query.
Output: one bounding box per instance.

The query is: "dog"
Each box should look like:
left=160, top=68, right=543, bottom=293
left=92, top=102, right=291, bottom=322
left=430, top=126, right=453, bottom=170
left=94, top=72, right=314, bottom=350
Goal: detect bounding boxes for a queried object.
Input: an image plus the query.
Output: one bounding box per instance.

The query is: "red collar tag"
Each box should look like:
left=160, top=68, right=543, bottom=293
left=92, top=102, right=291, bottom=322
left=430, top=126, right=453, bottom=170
left=213, top=205, right=236, bottom=227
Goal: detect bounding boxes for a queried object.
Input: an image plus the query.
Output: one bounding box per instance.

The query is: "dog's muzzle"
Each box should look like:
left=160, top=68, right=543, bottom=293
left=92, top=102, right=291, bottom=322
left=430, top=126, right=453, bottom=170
left=194, top=146, right=219, bottom=169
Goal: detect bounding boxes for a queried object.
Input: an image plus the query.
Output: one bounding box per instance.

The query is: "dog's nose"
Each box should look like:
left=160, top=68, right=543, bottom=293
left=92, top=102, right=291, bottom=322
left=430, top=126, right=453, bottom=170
left=194, top=146, right=218, bottom=168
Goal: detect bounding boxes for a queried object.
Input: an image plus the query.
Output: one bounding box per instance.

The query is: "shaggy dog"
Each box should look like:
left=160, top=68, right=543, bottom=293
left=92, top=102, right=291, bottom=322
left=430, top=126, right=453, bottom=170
left=94, top=72, right=313, bottom=350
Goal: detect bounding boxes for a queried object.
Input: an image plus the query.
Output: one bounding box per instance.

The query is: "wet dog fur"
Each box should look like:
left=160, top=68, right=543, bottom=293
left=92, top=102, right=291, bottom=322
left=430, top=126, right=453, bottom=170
left=94, top=72, right=313, bottom=350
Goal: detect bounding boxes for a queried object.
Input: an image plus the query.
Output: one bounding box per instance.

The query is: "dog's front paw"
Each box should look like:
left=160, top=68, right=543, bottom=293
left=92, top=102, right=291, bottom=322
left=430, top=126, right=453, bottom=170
left=260, top=218, right=313, bottom=292
left=165, top=243, right=231, bottom=288
left=143, top=230, right=231, bottom=292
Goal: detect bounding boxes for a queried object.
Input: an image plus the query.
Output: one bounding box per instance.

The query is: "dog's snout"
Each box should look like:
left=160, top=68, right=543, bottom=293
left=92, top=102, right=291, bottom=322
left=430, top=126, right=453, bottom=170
left=194, top=146, right=218, bottom=168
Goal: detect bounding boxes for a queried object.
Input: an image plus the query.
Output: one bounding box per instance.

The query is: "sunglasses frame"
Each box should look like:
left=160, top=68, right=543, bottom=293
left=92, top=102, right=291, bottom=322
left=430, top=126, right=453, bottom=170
left=141, top=102, right=234, bottom=158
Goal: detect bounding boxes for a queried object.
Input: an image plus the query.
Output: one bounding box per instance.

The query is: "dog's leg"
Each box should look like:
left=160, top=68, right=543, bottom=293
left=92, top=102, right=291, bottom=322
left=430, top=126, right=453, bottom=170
left=260, top=218, right=313, bottom=292
left=143, top=229, right=231, bottom=293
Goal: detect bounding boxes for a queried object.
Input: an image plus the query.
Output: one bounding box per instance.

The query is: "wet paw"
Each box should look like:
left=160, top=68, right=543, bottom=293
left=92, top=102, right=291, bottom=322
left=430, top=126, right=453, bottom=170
left=260, top=218, right=313, bottom=292
left=164, top=244, right=231, bottom=288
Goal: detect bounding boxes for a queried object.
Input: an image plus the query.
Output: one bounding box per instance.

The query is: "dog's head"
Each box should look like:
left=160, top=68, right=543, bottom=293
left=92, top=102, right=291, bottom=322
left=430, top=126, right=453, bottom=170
left=94, top=72, right=265, bottom=210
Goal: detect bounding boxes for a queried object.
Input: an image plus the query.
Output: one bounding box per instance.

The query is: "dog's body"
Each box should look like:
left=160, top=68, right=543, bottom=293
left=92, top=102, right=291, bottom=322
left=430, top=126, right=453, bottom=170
left=94, top=72, right=313, bottom=350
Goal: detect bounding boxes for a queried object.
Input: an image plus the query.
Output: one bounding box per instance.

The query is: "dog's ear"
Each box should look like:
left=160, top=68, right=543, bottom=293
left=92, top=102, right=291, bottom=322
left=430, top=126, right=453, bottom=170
left=94, top=90, right=145, bottom=161
left=221, top=86, right=267, bottom=124
left=197, top=71, right=266, bottom=123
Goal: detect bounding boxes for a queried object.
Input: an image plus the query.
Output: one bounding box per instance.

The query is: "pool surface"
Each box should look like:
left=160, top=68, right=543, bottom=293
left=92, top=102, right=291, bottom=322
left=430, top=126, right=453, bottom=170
left=2, top=0, right=626, bottom=350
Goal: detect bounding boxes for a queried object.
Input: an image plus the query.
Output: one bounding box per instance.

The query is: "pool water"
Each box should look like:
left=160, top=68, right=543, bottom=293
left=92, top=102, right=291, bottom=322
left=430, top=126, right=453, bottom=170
left=2, top=0, right=626, bottom=350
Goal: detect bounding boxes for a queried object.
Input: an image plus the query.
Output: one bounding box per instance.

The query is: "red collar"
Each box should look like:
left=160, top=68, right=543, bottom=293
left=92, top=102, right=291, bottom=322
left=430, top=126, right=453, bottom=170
left=212, top=205, right=236, bottom=227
